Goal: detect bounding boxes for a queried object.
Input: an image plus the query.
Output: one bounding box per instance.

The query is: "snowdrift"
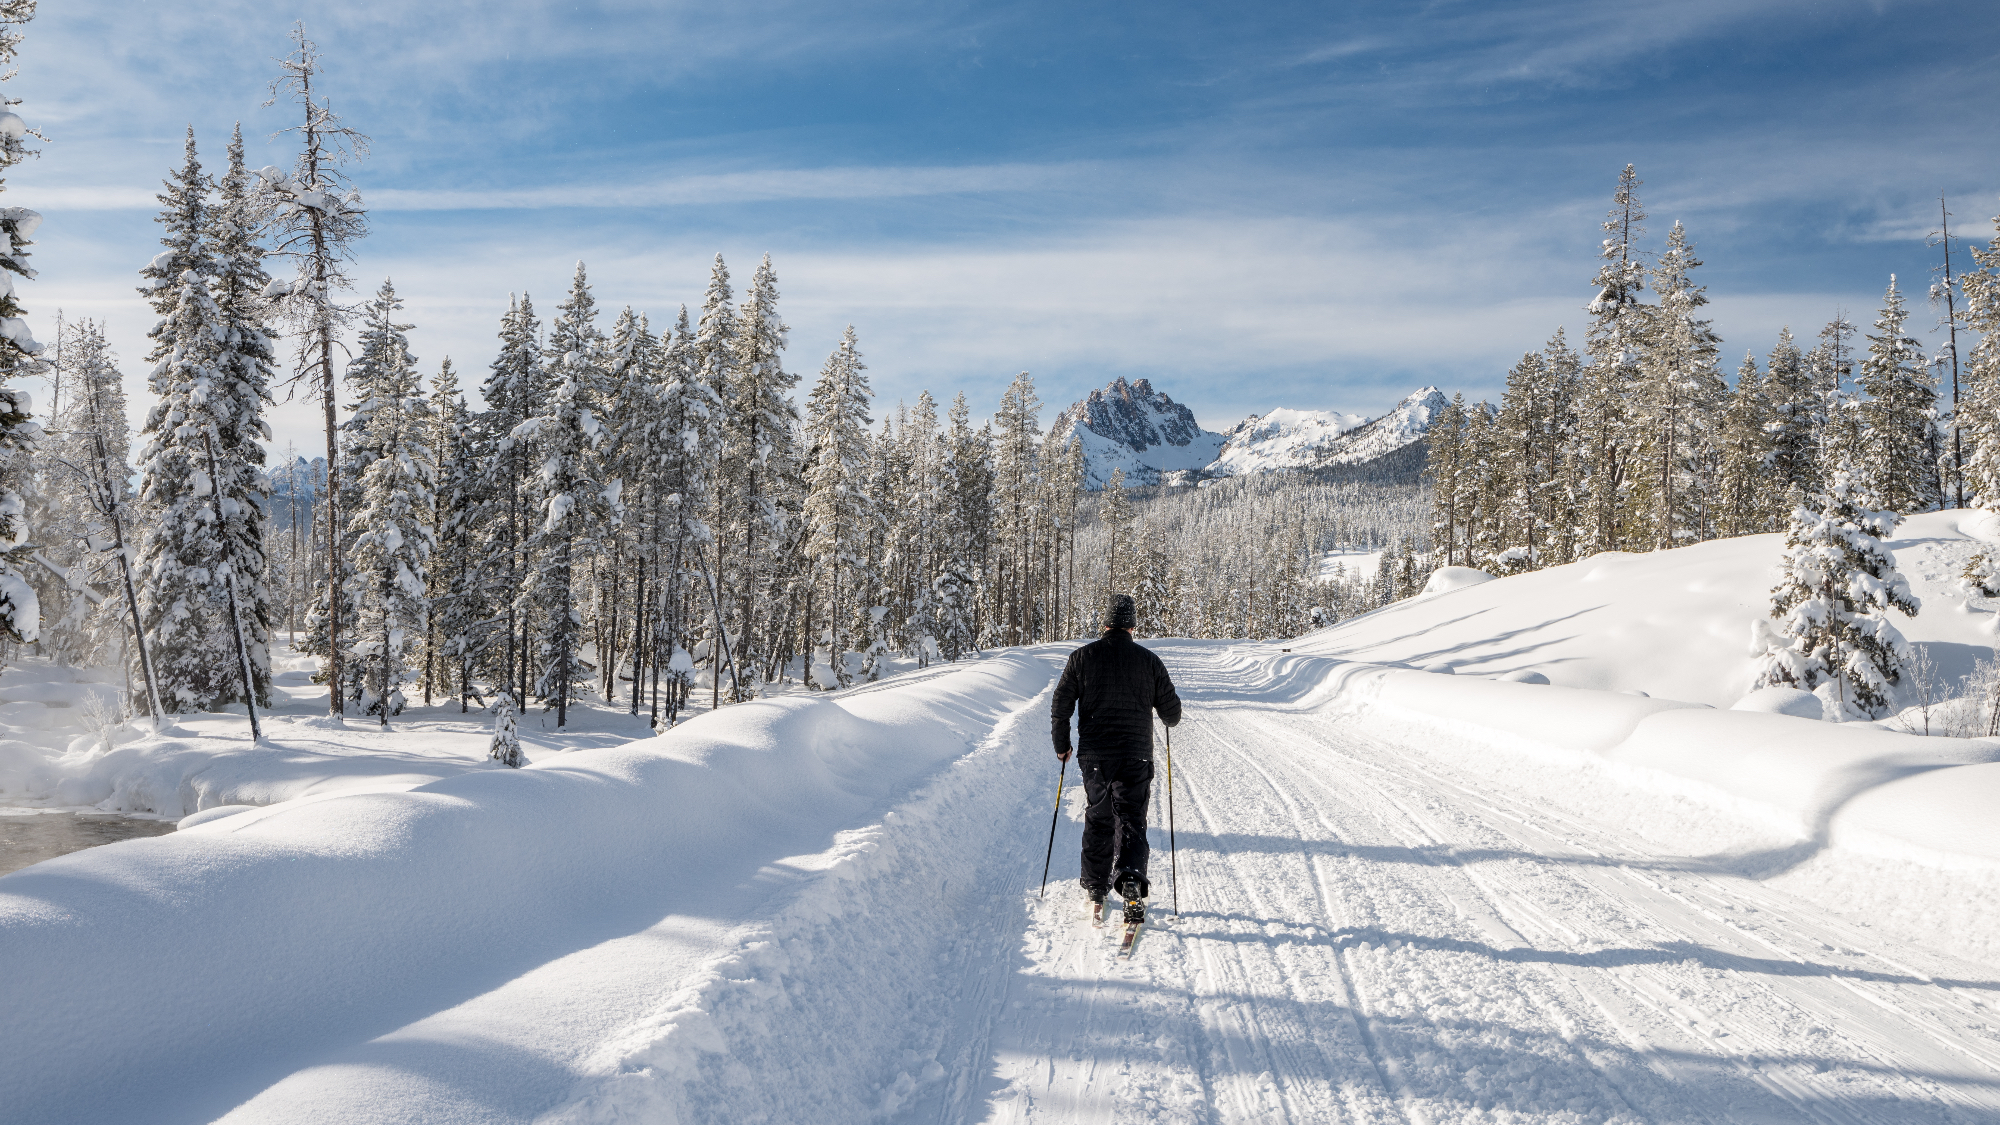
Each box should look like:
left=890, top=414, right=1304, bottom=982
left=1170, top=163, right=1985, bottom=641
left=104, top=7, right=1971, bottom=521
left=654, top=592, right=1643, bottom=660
left=0, top=650, right=1061, bottom=1124
left=1309, top=508, right=1999, bottom=708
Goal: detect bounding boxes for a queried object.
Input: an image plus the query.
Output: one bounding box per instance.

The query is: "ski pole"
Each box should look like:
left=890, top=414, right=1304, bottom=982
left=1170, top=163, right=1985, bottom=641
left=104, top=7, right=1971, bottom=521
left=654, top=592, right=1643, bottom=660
left=1166, top=722, right=1179, bottom=918
left=1039, top=755, right=1068, bottom=898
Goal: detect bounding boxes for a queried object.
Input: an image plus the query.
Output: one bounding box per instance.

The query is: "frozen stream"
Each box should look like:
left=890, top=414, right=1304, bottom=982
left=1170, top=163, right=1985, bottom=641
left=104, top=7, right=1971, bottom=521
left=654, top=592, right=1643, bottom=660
left=0, top=808, right=177, bottom=876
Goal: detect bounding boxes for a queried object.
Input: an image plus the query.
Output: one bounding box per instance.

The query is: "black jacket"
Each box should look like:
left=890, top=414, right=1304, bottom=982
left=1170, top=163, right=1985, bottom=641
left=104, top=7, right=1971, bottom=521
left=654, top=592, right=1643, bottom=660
left=1051, top=631, right=1182, bottom=759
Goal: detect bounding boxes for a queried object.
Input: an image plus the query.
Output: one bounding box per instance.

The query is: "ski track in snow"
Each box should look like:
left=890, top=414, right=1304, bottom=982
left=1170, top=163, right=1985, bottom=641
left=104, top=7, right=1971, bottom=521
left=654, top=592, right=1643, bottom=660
left=936, top=642, right=2000, bottom=1125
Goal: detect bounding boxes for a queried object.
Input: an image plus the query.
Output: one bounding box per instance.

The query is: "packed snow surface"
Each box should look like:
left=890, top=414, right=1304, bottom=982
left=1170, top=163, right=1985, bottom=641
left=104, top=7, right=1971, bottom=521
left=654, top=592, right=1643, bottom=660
left=9, top=627, right=2000, bottom=1121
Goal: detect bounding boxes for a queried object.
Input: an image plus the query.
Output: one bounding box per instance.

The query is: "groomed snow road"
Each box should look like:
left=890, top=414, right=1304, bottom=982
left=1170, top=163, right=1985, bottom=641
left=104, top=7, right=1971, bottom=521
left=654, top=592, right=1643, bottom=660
left=936, top=641, right=2000, bottom=1125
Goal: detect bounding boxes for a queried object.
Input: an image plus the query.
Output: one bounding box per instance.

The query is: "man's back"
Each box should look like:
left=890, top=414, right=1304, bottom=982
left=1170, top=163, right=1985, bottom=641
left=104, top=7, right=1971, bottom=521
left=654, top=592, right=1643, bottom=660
left=1051, top=631, right=1182, bottom=759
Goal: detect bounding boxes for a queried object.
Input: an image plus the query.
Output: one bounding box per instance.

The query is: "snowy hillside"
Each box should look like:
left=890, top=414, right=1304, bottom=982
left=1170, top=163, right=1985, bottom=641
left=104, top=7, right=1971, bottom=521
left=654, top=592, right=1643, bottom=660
left=1204, top=406, right=1368, bottom=477
left=1049, top=377, right=1226, bottom=489
left=1301, top=507, right=1995, bottom=711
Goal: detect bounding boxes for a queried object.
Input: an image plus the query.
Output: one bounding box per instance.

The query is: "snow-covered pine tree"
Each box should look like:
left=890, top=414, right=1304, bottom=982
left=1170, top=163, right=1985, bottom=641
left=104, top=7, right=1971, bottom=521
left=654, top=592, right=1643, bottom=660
left=519, top=263, right=613, bottom=727
left=425, top=358, right=485, bottom=710
left=136, top=267, right=242, bottom=712
left=326, top=279, right=414, bottom=704
left=1763, top=327, right=1817, bottom=507
left=990, top=372, right=1041, bottom=646
left=1811, top=314, right=1860, bottom=487
left=934, top=392, right=991, bottom=660
left=1492, top=334, right=1577, bottom=572
left=347, top=338, right=434, bottom=723
left=721, top=253, right=795, bottom=697
left=1424, top=394, right=1467, bottom=566
left=1956, top=210, right=2000, bottom=593
left=1632, top=220, right=1724, bottom=549
left=1103, top=466, right=1135, bottom=591
left=1856, top=276, right=1941, bottom=515
left=475, top=294, right=544, bottom=707
left=1931, top=197, right=1970, bottom=511
left=1578, top=165, right=1651, bottom=555
left=200, top=122, right=279, bottom=707
left=598, top=306, right=657, bottom=704
left=34, top=322, right=128, bottom=667
left=1757, top=471, right=1918, bottom=719
left=1715, top=352, right=1776, bottom=538
left=647, top=304, right=720, bottom=724
left=1462, top=401, right=1501, bottom=566
left=801, top=326, right=873, bottom=688
left=264, top=28, right=368, bottom=716
left=488, top=692, right=523, bottom=768
left=692, top=256, right=738, bottom=705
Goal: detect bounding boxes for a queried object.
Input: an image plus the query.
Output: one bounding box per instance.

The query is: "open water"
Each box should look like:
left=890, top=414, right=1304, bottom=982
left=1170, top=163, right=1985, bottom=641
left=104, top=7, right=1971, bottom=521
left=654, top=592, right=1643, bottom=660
left=0, top=810, right=177, bottom=877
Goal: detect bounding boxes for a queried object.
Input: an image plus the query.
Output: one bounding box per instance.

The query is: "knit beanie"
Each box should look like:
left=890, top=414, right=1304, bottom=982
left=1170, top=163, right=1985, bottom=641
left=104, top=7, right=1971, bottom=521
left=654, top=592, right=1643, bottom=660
left=1103, top=594, right=1137, bottom=631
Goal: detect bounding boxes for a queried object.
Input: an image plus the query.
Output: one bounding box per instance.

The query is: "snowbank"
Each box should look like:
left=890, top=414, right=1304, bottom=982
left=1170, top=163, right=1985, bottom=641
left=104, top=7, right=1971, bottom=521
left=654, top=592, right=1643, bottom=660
left=0, top=649, right=1060, bottom=1123
left=1307, top=508, right=2000, bottom=708
left=0, top=646, right=657, bottom=817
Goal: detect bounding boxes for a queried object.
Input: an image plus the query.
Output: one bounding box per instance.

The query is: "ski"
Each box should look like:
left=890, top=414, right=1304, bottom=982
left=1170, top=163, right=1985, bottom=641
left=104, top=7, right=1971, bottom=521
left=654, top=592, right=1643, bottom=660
left=1117, top=899, right=1145, bottom=956
left=1090, top=899, right=1105, bottom=928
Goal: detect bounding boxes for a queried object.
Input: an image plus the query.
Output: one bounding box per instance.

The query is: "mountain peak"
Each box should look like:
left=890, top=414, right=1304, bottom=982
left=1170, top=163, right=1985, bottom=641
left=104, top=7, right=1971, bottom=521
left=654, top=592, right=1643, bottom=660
left=1051, top=379, right=1446, bottom=489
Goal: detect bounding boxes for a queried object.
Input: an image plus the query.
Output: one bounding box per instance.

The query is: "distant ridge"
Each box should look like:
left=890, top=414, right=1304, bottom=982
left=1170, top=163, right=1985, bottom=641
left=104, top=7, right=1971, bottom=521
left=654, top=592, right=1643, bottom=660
left=1051, top=380, right=1446, bottom=490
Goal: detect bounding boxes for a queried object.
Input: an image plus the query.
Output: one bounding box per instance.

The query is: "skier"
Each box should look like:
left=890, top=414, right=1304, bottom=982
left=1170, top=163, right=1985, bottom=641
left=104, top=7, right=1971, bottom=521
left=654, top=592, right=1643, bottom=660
left=1051, top=593, right=1182, bottom=930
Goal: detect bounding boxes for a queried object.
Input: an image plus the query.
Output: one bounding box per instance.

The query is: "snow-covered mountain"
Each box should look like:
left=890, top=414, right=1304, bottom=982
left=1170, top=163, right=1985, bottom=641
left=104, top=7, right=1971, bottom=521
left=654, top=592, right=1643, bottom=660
left=1048, top=377, right=1227, bottom=490
left=1310, top=385, right=1447, bottom=468
left=1204, top=407, right=1370, bottom=478
left=1054, top=380, right=1448, bottom=488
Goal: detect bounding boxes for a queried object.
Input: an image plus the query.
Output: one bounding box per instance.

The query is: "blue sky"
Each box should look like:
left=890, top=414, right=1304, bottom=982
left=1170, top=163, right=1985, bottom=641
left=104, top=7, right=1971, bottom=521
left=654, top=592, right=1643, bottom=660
left=9, top=0, right=2000, bottom=453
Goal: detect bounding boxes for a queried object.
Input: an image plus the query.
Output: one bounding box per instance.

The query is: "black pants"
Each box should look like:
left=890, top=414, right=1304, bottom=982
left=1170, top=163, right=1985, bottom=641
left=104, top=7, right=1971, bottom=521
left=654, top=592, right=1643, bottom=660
left=1079, top=756, right=1152, bottom=894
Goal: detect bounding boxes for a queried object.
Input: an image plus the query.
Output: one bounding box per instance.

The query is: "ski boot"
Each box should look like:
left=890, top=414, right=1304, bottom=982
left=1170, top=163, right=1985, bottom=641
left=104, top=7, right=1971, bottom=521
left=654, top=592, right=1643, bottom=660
left=1115, top=869, right=1149, bottom=926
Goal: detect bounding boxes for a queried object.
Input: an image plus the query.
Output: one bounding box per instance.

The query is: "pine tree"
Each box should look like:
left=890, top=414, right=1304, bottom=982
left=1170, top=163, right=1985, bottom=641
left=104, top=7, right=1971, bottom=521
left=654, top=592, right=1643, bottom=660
left=476, top=294, right=544, bottom=709
left=720, top=253, right=795, bottom=697
left=649, top=304, right=721, bottom=724
left=1633, top=220, right=1724, bottom=549
left=1757, top=472, right=1917, bottom=719
left=35, top=322, right=130, bottom=667
left=206, top=123, right=278, bottom=706
left=136, top=268, right=241, bottom=711
left=1715, top=352, right=1775, bottom=538
left=801, top=326, right=873, bottom=688
left=324, top=279, right=415, bottom=704
left=426, top=359, right=485, bottom=710
left=265, top=28, right=369, bottom=716
left=1856, top=276, right=1940, bottom=515
left=935, top=392, right=991, bottom=660
left=991, top=372, right=1041, bottom=645
left=1424, top=395, right=1468, bottom=566
left=1956, top=210, right=2000, bottom=593
left=521, top=263, right=614, bottom=726
left=1579, top=165, right=1651, bottom=555
left=692, top=256, right=738, bottom=705
left=347, top=338, right=434, bottom=723
left=1103, top=467, right=1135, bottom=591
left=1763, top=327, right=1817, bottom=506
left=488, top=693, right=524, bottom=768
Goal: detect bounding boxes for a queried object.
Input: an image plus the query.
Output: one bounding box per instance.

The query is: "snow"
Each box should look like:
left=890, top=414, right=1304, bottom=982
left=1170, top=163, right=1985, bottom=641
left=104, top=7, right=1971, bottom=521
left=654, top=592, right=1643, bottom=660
left=1205, top=405, right=1367, bottom=477
left=1420, top=564, right=1493, bottom=596
left=1304, top=508, right=1999, bottom=708
left=10, top=521, right=2000, bottom=1119
left=0, top=646, right=651, bottom=816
